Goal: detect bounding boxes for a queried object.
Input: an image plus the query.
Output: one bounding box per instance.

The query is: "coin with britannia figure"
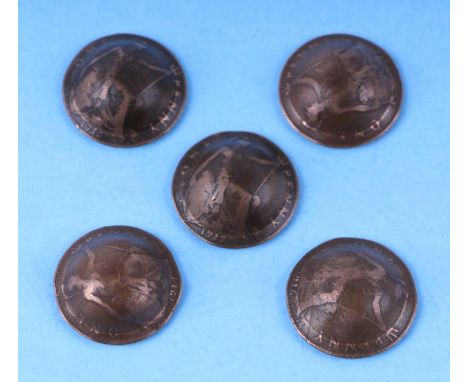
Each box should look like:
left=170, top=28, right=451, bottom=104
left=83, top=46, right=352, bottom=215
left=287, top=238, right=416, bottom=358
left=54, top=226, right=182, bottom=344
left=63, top=34, right=186, bottom=147
left=280, top=34, right=402, bottom=147
left=172, top=131, right=298, bottom=248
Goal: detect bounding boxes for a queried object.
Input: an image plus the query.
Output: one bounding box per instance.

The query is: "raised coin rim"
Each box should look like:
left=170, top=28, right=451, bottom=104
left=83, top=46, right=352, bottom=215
left=286, top=237, right=417, bottom=358
left=279, top=33, right=403, bottom=148
left=171, top=131, right=299, bottom=249
left=54, top=225, right=183, bottom=345
left=62, top=33, right=187, bottom=148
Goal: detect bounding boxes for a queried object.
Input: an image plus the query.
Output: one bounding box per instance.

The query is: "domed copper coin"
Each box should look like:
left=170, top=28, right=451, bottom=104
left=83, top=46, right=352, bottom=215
left=63, top=34, right=186, bottom=147
left=54, top=226, right=182, bottom=344
left=279, top=34, right=402, bottom=147
left=287, top=238, right=416, bottom=358
left=172, top=132, right=298, bottom=248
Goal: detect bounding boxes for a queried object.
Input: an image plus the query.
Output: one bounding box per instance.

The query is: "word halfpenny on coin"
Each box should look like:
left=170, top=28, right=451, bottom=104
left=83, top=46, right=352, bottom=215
left=172, top=132, right=298, bottom=248
left=280, top=34, right=402, bottom=147
left=54, top=226, right=182, bottom=344
left=287, top=238, right=416, bottom=358
left=63, top=34, right=186, bottom=147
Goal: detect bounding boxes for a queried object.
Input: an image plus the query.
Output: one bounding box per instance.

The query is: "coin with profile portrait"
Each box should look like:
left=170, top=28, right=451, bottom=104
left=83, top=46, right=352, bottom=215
left=279, top=34, right=402, bottom=147
left=54, top=226, right=182, bottom=344
left=172, top=131, right=298, bottom=248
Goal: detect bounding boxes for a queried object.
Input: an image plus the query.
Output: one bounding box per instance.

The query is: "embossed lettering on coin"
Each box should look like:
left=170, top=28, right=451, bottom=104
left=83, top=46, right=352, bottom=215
left=172, top=132, right=298, bottom=248
left=287, top=238, right=416, bottom=358
left=280, top=34, right=402, bottom=147
left=63, top=34, right=186, bottom=146
left=54, top=226, right=182, bottom=344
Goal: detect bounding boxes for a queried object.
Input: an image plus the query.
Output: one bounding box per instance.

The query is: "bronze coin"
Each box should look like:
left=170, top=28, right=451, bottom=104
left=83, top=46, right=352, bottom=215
left=54, top=226, right=182, bottom=344
left=287, top=238, right=416, bottom=358
left=63, top=34, right=186, bottom=147
left=279, top=34, right=402, bottom=147
left=172, top=131, right=298, bottom=248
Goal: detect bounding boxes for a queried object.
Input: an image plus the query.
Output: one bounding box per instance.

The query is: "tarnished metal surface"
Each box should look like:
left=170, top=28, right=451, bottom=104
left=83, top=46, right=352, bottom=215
left=280, top=34, right=402, bottom=147
left=287, top=238, right=416, bottom=358
left=54, top=226, right=182, bottom=344
left=63, top=34, right=185, bottom=147
left=172, top=132, right=298, bottom=248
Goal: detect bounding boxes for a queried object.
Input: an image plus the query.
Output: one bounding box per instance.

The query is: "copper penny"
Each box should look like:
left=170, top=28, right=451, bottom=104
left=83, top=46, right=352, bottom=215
left=63, top=34, right=186, bottom=147
left=279, top=34, right=402, bottom=147
left=172, top=131, right=298, bottom=248
left=54, top=226, right=182, bottom=344
left=287, top=238, right=416, bottom=358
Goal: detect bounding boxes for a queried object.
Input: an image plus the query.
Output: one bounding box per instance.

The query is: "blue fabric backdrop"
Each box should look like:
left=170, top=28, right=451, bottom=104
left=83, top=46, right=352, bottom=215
left=19, top=1, right=449, bottom=381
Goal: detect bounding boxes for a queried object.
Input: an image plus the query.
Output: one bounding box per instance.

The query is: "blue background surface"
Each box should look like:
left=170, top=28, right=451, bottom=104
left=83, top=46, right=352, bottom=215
left=19, top=1, right=449, bottom=381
